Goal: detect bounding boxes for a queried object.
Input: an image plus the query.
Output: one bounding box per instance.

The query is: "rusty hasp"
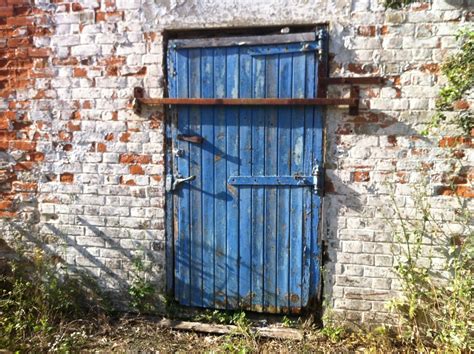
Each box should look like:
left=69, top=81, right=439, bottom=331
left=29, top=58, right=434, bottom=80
left=177, top=134, right=204, bottom=144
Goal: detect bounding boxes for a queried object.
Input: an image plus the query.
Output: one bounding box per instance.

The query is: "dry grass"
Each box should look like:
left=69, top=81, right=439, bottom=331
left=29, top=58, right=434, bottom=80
left=76, top=315, right=401, bottom=353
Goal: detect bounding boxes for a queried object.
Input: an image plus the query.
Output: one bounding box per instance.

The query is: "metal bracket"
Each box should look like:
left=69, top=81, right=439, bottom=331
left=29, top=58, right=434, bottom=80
left=133, top=87, right=144, bottom=114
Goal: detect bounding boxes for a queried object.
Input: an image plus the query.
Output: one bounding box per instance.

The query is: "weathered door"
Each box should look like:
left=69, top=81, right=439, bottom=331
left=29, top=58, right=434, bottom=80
left=166, top=32, right=324, bottom=313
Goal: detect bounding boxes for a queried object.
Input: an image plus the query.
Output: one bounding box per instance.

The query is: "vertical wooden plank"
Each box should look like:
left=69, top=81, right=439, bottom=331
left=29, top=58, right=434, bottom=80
left=302, top=51, right=315, bottom=308
left=188, top=48, right=203, bottom=307
left=165, top=45, right=177, bottom=295
left=276, top=53, right=292, bottom=311
left=175, top=48, right=191, bottom=306
left=311, top=106, right=324, bottom=301
left=201, top=48, right=215, bottom=308
left=263, top=54, right=278, bottom=311
left=213, top=47, right=227, bottom=309
left=289, top=52, right=305, bottom=311
left=225, top=47, right=239, bottom=309
left=238, top=48, right=252, bottom=309
left=251, top=55, right=265, bottom=312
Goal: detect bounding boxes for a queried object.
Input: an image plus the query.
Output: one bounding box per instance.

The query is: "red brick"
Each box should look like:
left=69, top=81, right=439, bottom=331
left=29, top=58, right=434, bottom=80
left=12, top=120, right=32, bottom=130
left=119, top=153, right=151, bottom=164
left=28, top=151, right=44, bottom=161
left=0, top=118, right=9, bottom=129
left=387, top=135, right=397, bottom=146
left=0, top=200, right=13, bottom=210
left=11, top=141, right=35, bottom=151
left=120, top=176, right=136, bottom=186
left=7, top=37, right=31, bottom=47
left=119, top=132, right=130, bottom=142
left=73, top=67, right=87, bottom=77
left=58, top=131, right=73, bottom=142
left=13, top=161, right=33, bottom=171
left=6, top=16, right=33, bottom=26
left=452, top=150, right=465, bottom=159
left=439, top=136, right=471, bottom=148
left=60, top=173, right=74, bottom=183
left=28, top=48, right=50, bottom=58
left=0, top=7, right=14, bottom=17
left=67, top=121, right=81, bottom=131
left=411, top=2, right=429, bottom=11
left=97, top=143, right=106, bottom=152
left=106, top=66, right=118, bottom=76
left=419, top=63, right=439, bottom=73
left=347, top=63, right=378, bottom=74
left=452, top=100, right=470, bottom=110
left=455, top=186, right=474, bottom=198
left=52, top=57, right=79, bottom=66
left=71, top=2, right=83, bottom=11
left=130, top=164, right=144, bottom=175
left=99, top=56, right=125, bottom=66
left=357, top=25, right=376, bottom=37
left=353, top=171, right=370, bottom=182
left=12, top=181, right=37, bottom=191
left=0, top=210, right=17, bottom=218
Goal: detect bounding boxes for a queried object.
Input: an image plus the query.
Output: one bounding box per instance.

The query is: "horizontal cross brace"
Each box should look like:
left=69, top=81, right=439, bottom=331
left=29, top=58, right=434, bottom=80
left=228, top=176, right=313, bottom=186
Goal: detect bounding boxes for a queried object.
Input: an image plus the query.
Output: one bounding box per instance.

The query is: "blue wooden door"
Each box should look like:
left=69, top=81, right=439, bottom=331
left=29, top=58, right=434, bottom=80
left=167, top=34, right=324, bottom=314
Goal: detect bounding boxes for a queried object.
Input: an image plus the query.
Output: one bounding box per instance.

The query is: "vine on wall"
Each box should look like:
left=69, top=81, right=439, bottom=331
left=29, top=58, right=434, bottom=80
left=433, top=28, right=474, bottom=135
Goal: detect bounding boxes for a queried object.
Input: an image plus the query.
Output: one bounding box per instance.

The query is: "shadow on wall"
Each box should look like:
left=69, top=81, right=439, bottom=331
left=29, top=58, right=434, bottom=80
left=0, top=218, right=163, bottom=311
left=320, top=105, right=450, bottom=323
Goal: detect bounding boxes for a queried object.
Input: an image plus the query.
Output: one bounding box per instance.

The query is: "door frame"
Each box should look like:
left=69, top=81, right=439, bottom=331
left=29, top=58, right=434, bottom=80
left=163, top=26, right=329, bottom=313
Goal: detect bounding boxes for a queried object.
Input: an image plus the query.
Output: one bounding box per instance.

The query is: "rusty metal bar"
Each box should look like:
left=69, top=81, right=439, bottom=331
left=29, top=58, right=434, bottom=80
left=320, top=77, right=384, bottom=85
left=137, top=97, right=358, bottom=106
left=177, top=134, right=204, bottom=144
left=349, top=86, right=360, bottom=116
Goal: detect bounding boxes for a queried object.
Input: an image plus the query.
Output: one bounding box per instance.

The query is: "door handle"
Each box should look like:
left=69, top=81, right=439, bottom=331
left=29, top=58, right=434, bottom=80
left=172, top=175, right=195, bottom=190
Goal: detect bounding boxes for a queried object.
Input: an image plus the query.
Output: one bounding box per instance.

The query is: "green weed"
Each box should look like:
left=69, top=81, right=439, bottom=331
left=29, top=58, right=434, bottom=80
left=128, top=256, right=156, bottom=313
left=387, top=182, right=473, bottom=351
left=0, top=247, right=109, bottom=351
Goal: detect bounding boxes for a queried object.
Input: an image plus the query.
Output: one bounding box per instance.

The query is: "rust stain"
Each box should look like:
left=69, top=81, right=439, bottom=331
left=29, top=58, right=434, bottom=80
left=227, top=183, right=237, bottom=196
left=288, top=293, right=300, bottom=303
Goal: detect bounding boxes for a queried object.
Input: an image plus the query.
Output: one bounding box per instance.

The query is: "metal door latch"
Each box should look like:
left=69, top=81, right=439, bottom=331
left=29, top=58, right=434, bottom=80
left=166, top=174, right=196, bottom=191
left=312, top=165, right=321, bottom=195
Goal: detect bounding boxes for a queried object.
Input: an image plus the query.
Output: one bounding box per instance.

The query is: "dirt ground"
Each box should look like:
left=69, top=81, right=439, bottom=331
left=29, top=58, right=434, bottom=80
left=74, top=316, right=397, bottom=353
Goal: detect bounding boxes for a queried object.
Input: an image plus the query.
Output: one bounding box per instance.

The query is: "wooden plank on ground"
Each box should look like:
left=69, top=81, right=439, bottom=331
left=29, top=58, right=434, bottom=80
left=155, top=319, right=304, bottom=340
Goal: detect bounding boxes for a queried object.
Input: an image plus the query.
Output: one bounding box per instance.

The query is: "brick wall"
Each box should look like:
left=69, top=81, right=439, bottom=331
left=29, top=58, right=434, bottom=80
left=0, top=0, right=472, bottom=320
